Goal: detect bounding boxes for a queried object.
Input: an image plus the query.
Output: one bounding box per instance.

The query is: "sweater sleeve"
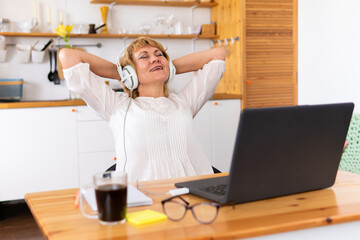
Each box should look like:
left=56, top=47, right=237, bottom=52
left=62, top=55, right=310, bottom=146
left=63, top=62, right=128, bottom=121
left=177, top=60, right=225, bottom=117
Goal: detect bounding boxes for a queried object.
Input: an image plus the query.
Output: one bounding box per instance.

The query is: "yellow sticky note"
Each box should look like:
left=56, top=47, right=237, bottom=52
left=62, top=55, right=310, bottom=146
left=126, top=209, right=167, bottom=225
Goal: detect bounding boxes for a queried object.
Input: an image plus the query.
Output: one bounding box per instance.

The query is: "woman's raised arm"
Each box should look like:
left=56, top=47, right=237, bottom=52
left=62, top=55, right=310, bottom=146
left=172, top=47, right=226, bottom=74
left=59, top=48, right=120, bottom=80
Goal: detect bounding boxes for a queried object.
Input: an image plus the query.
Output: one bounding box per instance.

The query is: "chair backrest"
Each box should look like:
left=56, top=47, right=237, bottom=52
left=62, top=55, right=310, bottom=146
left=105, top=164, right=221, bottom=174
left=339, top=114, right=360, bottom=174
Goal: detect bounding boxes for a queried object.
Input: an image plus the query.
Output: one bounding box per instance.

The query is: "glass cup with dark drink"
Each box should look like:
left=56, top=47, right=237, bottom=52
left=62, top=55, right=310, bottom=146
left=79, top=171, right=127, bottom=225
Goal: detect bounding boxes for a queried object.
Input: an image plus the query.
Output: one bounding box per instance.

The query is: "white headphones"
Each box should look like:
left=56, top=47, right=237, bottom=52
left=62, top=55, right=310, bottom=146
left=116, top=47, right=176, bottom=91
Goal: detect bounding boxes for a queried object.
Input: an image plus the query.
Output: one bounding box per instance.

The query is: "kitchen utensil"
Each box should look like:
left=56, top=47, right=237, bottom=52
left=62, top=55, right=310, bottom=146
left=48, top=49, right=54, bottom=82
left=41, top=39, right=54, bottom=51
left=30, top=40, right=40, bottom=51
left=53, top=49, right=60, bottom=85
left=88, top=23, right=106, bottom=34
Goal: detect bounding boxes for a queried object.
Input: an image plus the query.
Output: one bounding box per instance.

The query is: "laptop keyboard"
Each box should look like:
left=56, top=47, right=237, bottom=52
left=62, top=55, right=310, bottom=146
left=200, top=184, right=227, bottom=196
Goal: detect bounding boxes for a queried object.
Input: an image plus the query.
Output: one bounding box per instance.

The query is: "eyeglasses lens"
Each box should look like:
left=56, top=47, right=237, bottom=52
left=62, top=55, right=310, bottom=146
left=192, top=203, right=218, bottom=224
left=163, top=200, right=187, bottom=221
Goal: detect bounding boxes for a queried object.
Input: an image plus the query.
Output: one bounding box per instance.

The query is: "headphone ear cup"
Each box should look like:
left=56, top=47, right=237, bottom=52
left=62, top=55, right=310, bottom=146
left=167, top=60, right=176, bottom=83
left=122, top=65, right=138, bottom=91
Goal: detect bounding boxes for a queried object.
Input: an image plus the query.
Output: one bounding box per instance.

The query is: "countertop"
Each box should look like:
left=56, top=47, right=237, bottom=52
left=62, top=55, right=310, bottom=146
left=0, top=94, right=241, bottom=109
left=0, top=99, right=86, bottom=109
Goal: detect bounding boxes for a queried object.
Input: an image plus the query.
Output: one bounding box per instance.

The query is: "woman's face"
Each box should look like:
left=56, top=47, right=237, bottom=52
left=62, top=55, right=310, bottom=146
left=133, top=45, right=169, bottom=86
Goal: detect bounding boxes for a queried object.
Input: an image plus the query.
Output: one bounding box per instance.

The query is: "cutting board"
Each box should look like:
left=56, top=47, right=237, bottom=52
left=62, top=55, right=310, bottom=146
left=57, top=47, right=84, bottom=80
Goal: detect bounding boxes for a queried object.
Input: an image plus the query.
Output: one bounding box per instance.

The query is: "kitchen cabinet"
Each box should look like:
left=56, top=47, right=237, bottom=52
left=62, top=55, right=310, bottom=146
left=0, top=107, right=78, bottom=201
left=0, top=105, right=114, bottom=201
left=194, top=99, right=241, bottom=172
left=77, top=120, right=114, bottom=153
left=74, top=106, right=116, bottom=186
left=211, top=99, right=241, bottom=172
left=194, top=101, right=213, bottom=165
left=0, top=99, right=238, bottom=201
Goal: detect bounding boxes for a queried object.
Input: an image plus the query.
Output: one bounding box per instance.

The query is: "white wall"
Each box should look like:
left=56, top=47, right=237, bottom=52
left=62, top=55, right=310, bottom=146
left=4, top=0, right=358, bottom=110
left=0, top=0, right=212, bottom=101
left=298, top=0, right=360, bottom=113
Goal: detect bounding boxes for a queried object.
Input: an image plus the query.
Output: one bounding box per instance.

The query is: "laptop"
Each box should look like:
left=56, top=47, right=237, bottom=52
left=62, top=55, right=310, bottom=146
left=175, top=103, right=354, bottom=205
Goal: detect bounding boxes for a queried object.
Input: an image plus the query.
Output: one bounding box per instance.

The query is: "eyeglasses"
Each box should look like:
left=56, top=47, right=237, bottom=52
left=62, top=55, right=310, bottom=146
left=161, top=195, right=221, bottom=224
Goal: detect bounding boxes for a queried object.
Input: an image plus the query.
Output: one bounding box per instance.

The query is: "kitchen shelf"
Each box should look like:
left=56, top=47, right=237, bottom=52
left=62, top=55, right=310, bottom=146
left=213, top=93, right=242, bottom=100
left=1, top=32, right=218, bottom=39
left=89, top=0, right=217, bottom=8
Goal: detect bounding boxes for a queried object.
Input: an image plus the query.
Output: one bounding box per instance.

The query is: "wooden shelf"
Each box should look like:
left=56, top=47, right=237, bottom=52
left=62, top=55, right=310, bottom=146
left=90, top=0, right=217, bottom=8
left=1, top=32, right=218, bottom=39
left=213, top=93, right=242, bottom=100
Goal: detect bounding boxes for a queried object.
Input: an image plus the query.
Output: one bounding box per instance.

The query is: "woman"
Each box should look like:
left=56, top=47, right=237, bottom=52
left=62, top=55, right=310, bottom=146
left=59, top=37, right=226, bottom=182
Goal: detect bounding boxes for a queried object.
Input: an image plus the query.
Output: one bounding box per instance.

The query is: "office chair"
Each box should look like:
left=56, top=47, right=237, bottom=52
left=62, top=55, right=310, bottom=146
left=339, top=114, right=360, bottom=175
left=105, top=164, right=221, bottom=174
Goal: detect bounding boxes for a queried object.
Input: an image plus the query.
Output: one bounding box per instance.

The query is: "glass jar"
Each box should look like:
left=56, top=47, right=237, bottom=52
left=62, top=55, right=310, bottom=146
left=0, top=18, right=10, bottom=32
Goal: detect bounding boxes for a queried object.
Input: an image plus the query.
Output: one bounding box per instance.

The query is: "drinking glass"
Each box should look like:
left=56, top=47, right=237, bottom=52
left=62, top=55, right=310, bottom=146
left=79, top=171, right=127, bottom=225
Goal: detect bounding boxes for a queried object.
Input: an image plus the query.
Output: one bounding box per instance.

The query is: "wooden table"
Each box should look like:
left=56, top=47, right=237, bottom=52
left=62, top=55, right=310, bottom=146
left=25, top=171, right=360, bottom=240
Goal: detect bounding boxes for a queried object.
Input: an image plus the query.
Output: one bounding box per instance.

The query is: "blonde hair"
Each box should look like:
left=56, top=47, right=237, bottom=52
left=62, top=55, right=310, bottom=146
left=119, top=37, right=170, bottom=99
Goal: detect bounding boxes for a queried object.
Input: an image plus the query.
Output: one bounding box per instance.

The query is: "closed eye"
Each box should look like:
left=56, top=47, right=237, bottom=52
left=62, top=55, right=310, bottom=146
left=155, top=50, right=164, bottom=57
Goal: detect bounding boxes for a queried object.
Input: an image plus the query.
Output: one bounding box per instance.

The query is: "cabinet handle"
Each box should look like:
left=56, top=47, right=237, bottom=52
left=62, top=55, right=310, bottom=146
left=113, top=157, right=117, bottom=161
left=72, top=109, right=76, bottom=112
left=247, top=81, right=252, bottom=84
left=214, top=102, right=218, bottom=106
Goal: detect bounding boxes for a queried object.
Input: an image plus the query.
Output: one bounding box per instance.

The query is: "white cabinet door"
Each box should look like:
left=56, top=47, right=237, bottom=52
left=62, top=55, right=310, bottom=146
left=77, top=121, right=115, bottom=153
left=75, top=106, right=115, bottom=153
left=75, top=106, right=102, bottom=121
left=211, top=99, right=241, bottom=172
left=78, top=151, right=117, bottom=186
left=75, top=106, right=116, bottom=187
left=194, top=99, right=241, bottom=173
left=0, top=107, right=78, bottom=201
left=194, top=101, right=212, bottom=165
